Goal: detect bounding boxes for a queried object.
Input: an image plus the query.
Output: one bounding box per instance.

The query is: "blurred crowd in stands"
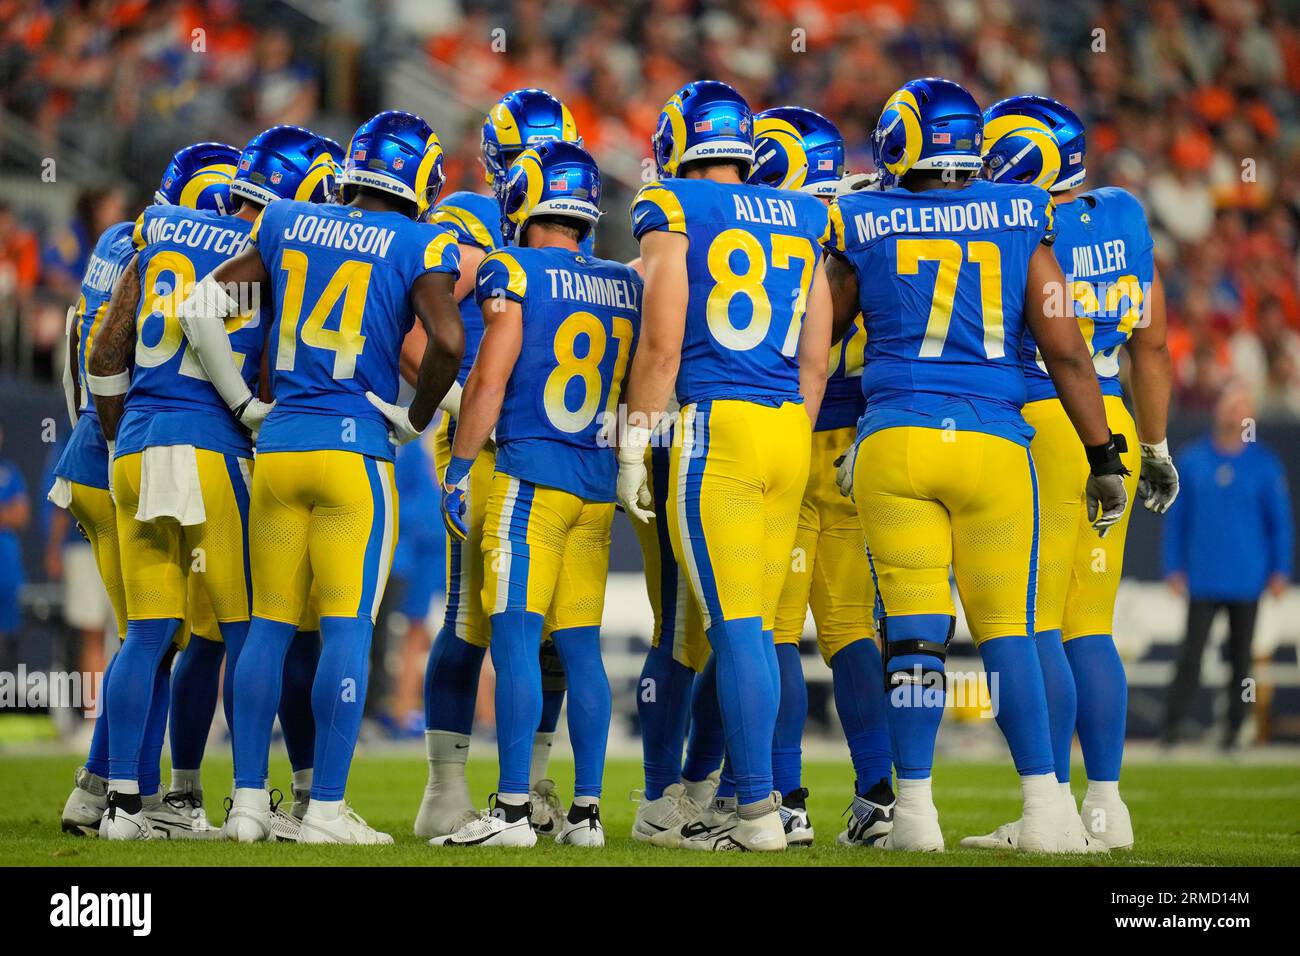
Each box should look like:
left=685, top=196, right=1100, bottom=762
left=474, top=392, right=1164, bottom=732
left=1, top=0, right=1299, bottom=416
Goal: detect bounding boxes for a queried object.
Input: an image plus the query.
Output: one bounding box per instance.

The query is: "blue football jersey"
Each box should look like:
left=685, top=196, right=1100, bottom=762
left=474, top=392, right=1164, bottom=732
left=1022, top=186, right=1154, bottom=402
left=117, top=206, right=263, bottom=459
left=252, top=200, right=461, bottom=461
left=475, top=246, right=642, bottom=502
left=819, top=313, right=867, bottom=432
left=429, top=191, right=503, bottom=387
left=832, top=178, right=1055, bottom=445
left=631, top=178, right=830, bottom=407
left=54, top=221, right=135, bottom=488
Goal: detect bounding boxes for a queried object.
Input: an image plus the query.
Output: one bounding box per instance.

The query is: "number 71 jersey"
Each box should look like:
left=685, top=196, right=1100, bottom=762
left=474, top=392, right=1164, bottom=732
left=831, top=178, right=1055, bottom=445
left=475, top=247, right=642, bottom=503
left=631, top=178, right=830, bottom=408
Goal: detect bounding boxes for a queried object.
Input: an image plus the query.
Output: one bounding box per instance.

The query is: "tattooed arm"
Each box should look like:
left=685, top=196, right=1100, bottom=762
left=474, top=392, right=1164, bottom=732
left=87, top=254, right=141, bottom=442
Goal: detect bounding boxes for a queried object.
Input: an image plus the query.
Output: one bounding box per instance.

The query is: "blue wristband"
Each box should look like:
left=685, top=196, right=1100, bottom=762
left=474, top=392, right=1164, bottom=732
left=444, top=455, right=474, bottom=487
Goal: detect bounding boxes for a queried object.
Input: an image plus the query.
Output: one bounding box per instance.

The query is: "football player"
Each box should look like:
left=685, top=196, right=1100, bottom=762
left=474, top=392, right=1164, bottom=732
left=413, top=89, right=586, bottom=840
left=961, top=95, right=1176, bottom=851
left=747, top=106, right=894, bottom=847
left=178, top=110, right=464, bottom=844
left=827, top=77, right=1128, bottom=852
left=432, top=141, right=639, bottom=847
left=56, top=144, right=232, bottom=838
left=619, top=80, right=834, bottom=852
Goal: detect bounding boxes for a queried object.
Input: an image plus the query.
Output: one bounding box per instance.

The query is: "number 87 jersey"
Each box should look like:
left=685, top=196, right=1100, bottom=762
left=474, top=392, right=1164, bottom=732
left=631, top=178, right=830, bottom=407
left=475, top=246, right=642, bottom=502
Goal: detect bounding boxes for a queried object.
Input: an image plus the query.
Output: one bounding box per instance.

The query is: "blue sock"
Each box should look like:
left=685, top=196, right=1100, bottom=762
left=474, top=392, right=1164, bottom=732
left=551, top=626, right=609, bottom=798
left=707, top=616, right=778, bottom=804
left=682, top=655, right=724, bottom=783
left=637, top=642, right=695, bottom=799
left=168, top=637, right=223, bottom=771
left=1064, top=633, right=1127, bottom=781
left=220, top=620, right=249, bottom=732
left=106, top=618, right=180, bottom=783
left=231, top=617, right=297, bottom=791
left=831, top=639, right=892, bottom=794
left=1036, top=628, right=1076, bottom=783
left=139, top=646, right=176, bottom=796
left=310, top=617, right=373, bottom=800
left=978, top=634, right=1054, bottom=777
left=489, top=610, right=545, bottom=795
left=423, top=623, right=485, bottom=735
left=280, top=630, right=320, bottom=773
left=881, top=614, right=951, bottom=779
left=85, top=650, right=118, bottom=778
left=538, top=640, right=565, bottom=735
left=772, top=642, right=806, bottom=795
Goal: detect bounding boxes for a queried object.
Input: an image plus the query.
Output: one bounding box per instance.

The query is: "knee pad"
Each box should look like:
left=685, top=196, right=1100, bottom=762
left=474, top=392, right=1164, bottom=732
left=878, top=614, right=954, bottom=692
left=539, top=639, right=567, bottom=694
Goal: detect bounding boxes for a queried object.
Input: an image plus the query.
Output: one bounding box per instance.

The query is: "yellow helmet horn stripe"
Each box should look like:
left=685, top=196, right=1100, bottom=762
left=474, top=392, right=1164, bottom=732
left=880, top=88, right=923, bottom=178
left=661, top=94, right=688, bottom=176
left=509, top=148, right=546, bottom=225
left=982, top=114, right=1061, bottom=189
left=178, top=162, right=236, bottom=209
left=754, top=116, right=808, bottom=191
left=414, top=132, right=445, bottom=215
left=490, top=103, right=524, bottom=147
left=294, top=152, right=336, bottom=201
left=560, top=104, right=578, bottom=142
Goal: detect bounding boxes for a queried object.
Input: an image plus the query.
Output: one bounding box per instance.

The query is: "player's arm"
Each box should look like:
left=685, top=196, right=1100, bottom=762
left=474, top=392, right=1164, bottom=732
left=1025, top=242, right=1128, bottom=533
left=63, top=306, right=80, bottom=426
left=176, top=247, right=274, bottom=430
left=825, top=253, right=861, bottom=345
left=399, top=241, right=486, bottom=420
left=1124, top=264, right=1178, bottom=512
left=797, top=258, right=832, bottom=425
left=618, top=229, right=688, bottom=521
left=403, top=270, right=465, bottom=435
left=86, top=254, right=140, bottom=442
left=448, top=295, right=521, bottom=463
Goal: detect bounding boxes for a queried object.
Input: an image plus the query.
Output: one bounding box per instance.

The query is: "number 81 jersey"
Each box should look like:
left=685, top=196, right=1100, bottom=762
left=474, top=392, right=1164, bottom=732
left=631, top=178, right=829, bottom=408
left=474, top=247, right=642, bottom=502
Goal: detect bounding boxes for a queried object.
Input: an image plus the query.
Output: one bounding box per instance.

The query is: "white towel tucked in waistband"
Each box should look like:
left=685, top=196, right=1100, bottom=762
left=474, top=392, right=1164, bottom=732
left=47, top=476, right=73, bottom=509
left=136, top=444, right=206, bottom=526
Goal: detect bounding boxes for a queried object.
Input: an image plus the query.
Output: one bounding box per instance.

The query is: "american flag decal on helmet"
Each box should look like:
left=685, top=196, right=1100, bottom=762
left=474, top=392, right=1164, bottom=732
left=1069, top=151, right=1082, bottom=164
left=549, top=177, right=568, bottom=190
left=818, top=159, right=834, bottom=170
left=931, top=132, right=951, bottom=144
left=694, top=119, right=713, bottom=132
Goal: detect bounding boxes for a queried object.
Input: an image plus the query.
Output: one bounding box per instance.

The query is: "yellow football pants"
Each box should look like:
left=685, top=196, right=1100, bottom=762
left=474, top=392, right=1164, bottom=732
left=1024, top=394, right=1141, bottom=641
left=774, top=426, right=874, bottom=664
left=113, top=450, right=252, bottom=645
left=66, top=482, right=128, bottom=641
left=481, top=473, right=614, bottom=629
left=853, top=426, right=1037, bottom=645
left=433, top=413, right=496, bottom=647
left=631, top=443, right=708, bottom=672
left=249, top=450, right=397, bottom=625
left=668, top=400, right=810, bottom=632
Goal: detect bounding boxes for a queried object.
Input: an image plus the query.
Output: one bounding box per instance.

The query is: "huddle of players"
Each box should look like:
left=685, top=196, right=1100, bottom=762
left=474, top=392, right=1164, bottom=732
left=53, top=72, right=1178, bottom=853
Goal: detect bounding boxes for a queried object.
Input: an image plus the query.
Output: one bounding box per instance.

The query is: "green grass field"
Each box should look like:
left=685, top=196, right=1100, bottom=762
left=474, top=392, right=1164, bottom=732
left=2, top=754, right=1297, bottom=866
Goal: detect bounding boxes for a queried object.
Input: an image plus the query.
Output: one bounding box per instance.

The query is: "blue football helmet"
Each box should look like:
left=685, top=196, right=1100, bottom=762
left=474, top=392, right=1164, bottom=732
left=341, top=110, right=446, bottom=217
left=749, top=106, right=844, bottom=196
left=481, top=89, right=581, bottom=199
left=653, top=80, right=754, bottom=178
left=982, top=95, right=1086, bottom=192
left=872, top=77, right=984, bottom=188
left=231, top=125, right=334, bottom=208
left=315, top=135, right=345, bottom=203
left=154, top=142, right=240, bottom=212
left=500, top=140, right=602, bottom=246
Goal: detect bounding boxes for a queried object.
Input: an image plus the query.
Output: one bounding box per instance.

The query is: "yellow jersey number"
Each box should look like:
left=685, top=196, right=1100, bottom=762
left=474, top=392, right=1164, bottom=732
left=705, top=229, right=818, bottom=356
left=135, top=250, right=255, bottom=379
left=276, top=249, right=372, bottom=380
left=543, top=311, right=635, bottom=434
left=896, top=238, right=1005, bottom=359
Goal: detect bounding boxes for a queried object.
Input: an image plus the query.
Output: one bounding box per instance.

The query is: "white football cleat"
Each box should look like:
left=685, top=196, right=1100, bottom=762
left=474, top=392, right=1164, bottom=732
left=300, top=802, right=393, bottom=845
left=99, top=792, right=154, bottom=841
left=778, top=788, right=814, bottom=846
left=555, top=803, right=605, bottom=846
left=837, top=780, right=895, bottom=847
left=961, top=785, right=1102, bottom=853
left=1080, top=786, right=1133, bottom=850
left=631, top=783, right=701, bottom=844
left=61, top=767, right=108, bottom=836
left=877, top=788, right=943, bottom=852
left=683, top=794, right=785, bottom=852
left=430, top=798, right=537, bottom=848
left=681, top=770, right=721, bottom=809
left=144, top=789, right=220, bottom=840
left=1017, top=778, right=1088, bottom=854
left=529, top=779, right=565, bottom=839
left=223, top=788, right=275, bottom=843
left=655, top=793, right=734, bottom=848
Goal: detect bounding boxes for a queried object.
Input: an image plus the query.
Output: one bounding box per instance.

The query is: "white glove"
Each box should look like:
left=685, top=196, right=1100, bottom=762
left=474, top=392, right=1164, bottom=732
left=617, top=424, right=655, bottom=522
left=366, top=391, right=423, bottom=446
left=1138, top=439, right=1180, bottom=514
left=834, top=440, right=859, bottom=499
left=438, top=380, right=464, bottom=419
left=235, top=398, right=275, bottom=436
